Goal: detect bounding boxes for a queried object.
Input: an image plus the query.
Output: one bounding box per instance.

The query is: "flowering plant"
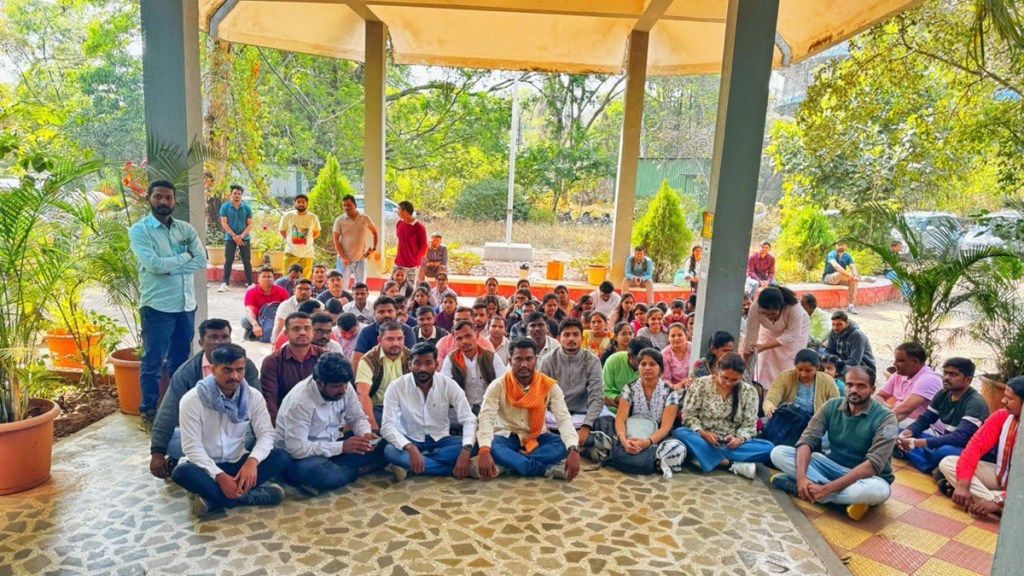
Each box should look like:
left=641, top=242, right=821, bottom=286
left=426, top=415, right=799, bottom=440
left=250, top=212, right=283, bottom=252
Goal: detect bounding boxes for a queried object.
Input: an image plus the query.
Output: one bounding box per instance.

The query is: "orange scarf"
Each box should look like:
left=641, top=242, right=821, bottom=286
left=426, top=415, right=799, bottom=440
left=503, top=370, right=556, bottom=453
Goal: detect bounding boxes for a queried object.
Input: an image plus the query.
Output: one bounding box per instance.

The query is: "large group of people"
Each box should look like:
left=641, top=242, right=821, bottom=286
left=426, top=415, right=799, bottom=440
left=132, top=183, right=1014, bottom=525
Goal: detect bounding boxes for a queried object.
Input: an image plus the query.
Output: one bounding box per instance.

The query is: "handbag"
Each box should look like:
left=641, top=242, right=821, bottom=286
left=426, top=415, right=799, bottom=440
left=760, top=403, right=813, bottom=446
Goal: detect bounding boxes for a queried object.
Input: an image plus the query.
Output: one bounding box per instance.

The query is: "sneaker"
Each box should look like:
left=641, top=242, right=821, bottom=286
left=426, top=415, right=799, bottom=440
left=189, top=494, right=210, bottom=519
left=770, top=473, right=798, bottom=495
left=847, top=304, right=859, bottom=315
left=241, top=483, right=285, bottom=507
left=386, top=463, right=408, bottom=482
left=544, top=462, right=568, bottom=480
left=137, top=410, right=156, bottom=433
left=468, top=459, right=502, bottom=480
left=937, top=478, right=954, bottom=498
left=586, top=431, right=613, bottom=462
left=217, top=283, right=228, bottom=292
left=729, top=462, right=757, bottom=480
left=846, top=503, right=871, bottom=521
left=297, top=484, right=321, bottom=498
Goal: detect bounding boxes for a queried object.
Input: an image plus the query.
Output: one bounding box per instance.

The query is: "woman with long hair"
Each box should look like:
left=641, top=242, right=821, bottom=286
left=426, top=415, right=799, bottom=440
left=673, top=353, right=773, bottom=478
left=691, top=331, right=736, bottom=378
left=600, top=322, right=634, bottom=365
left=611, top=292, right=635, bottom=324
left=570, top=294, right=595, bottom=319
left=661, top=323, right=691, bottom=390
left=743, top=286, right=810, bottom=385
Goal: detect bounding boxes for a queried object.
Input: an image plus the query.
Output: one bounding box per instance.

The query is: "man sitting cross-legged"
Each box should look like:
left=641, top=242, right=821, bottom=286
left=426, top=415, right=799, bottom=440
left=354, top=320, right=411, bottom=432
left=538, top=317, right=614, bottom=460
left=261, top=312, right=325, bottom=425
left=474, top=338, right=581, bottom=481
left=770, top=366, right=899, bottom=521
left=149, top=319, right=260, bottom=479
left=381, top=342, right=477, bottom=480
left=171, top=344, right=289, bottom=518
left=895, top=357, right=989, bottom=474
left=441, top=320, right=506, bottom=415
left=275, top=353, right=384, bottom=496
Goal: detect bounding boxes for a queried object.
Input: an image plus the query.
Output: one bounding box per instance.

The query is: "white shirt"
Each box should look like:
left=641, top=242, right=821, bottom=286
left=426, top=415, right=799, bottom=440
left=537, top=335, right=562, bottom=360
left=440, top=352, right=507, bottom=406
left=320, top=339, right=345, bottom=355
left=491, top=336, right=510, bottom=364
left=274, top=296, right=307, bottom=321
left=343, top=301, right=374, bottom=323
left=381, top=373, right=477, bottom=449
left=179, top=384, right=275, bottom=479
left=274, top=376, right=371, bottom=459
left=589, top=290, right=621, bottom=317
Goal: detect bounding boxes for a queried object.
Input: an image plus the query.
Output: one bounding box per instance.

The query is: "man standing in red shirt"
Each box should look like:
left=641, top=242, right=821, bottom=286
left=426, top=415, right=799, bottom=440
left=394, top=201, right=427, bottom=293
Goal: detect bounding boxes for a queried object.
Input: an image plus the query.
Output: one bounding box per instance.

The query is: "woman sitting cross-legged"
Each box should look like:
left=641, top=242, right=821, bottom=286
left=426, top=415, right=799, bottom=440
left=593, top=348, right=687, bottom=478
left=673, top=352, right=774, bottom=479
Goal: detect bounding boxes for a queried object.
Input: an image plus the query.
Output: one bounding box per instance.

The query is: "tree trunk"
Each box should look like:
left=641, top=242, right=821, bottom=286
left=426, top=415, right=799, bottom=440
left=205, top=39, right=232, bottom=240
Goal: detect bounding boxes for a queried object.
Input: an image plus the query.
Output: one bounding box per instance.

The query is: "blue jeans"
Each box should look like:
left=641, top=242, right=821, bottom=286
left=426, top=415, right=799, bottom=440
left=770, top=445, right=891, bottom=505
left=904, top=440, right=962, bottom=474
left=491, top=433, right=567, bottom=477
left=140, top=306, right=195, bottom=414
left=384, top=435, right=464, bottom=476
left=171, top=448, right=289, bottom=510
left=336, top=257, right=367, bottom=289
left=673, top=427, right=774, bottom=473
left=287, top=445, right=386, bottom=490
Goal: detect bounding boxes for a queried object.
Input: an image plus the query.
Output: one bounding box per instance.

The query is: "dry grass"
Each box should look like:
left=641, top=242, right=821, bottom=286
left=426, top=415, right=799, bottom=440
left=429, top=216, right=613, bottom=257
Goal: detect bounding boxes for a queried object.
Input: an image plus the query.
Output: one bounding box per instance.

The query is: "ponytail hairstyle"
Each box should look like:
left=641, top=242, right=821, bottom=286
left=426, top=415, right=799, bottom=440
left=717, top=352, right=746, bottom=422
left=704, top=331, right=736, bottom=370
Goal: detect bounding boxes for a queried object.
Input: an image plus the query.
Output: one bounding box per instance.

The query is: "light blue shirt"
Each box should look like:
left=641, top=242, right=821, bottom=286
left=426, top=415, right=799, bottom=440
left=625, top=255, right=653, bottom=281
left=128, top=213, right=207, bottom=313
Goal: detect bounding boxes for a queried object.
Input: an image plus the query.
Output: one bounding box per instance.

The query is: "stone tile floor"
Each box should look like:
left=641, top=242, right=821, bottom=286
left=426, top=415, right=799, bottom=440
left=1, top=414, right=833, bottom=576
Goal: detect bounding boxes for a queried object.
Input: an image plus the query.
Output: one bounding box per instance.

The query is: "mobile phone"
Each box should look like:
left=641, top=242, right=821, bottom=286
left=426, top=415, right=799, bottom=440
left=368, top=437, right=381, bottom=448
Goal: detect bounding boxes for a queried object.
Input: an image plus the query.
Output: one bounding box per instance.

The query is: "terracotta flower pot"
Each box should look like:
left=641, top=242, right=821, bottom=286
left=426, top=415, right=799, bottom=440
left=979, top=375, right=1007, bottom=415
left=249, top=248, right=265, bottom=267
left=109, top=348, right=142, bottom=415
left=0, top=398, right=60, bottom=495
left=207, top=245, right=226, bottom=267
left=45, top=331, right=106, bottom=369
left=268, top=250, right=286, bottom=273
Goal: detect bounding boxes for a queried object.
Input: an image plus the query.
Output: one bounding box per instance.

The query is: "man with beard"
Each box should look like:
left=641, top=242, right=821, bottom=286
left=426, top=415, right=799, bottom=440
left=128, top=180, right=207, bottom=432
left=474, top=338, right=581, bottom=481
left=272, top=278, right=315, bottom=342
left=824, top=311, right=876, bottom=372
left=435, top=307, right=495, bottom=361
left=309, top=264, right=331, bottom=300
left=350, top=296, right=416, bottom=368
left=311, top=312, right=346, bottom=355
left=769, top=366, right=898, bottom=521
left=149, top=319, right=260, bottom=479
left=381, top=342, right=477, bottom=480
left=261, top=312, right=325, bottom=424
left=332, top=194, right=379, bottom=289
left=172, top=344, right=289, bottom=518
left=822, top=240, right=860, bottom=315
left=354, top=321, right=411, bottom=431
left=441, top=321, right=506, bottom=415
left=317, top=270, right=353, bottom=306
left=525, top=311, right=561, bottom=360
left=275, top=353, right=383, bottom=495
left=278, top=193, right=321, bottom=279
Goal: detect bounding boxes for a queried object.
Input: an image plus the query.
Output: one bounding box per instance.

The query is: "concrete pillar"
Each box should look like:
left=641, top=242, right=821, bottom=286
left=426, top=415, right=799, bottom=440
left=140, top=0, right=207, bottom=323
left=691, top=0, right=779, bottom=353
left=364, top=20, right=387, bottom=278
left=993, top=435, right=1024, bottom=574
left=609, top=31, right=649, bottom=284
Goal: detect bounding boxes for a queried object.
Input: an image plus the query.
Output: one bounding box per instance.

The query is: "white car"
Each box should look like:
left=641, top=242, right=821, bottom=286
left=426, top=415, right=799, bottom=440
left=959, top=210, right=1024, bottom=255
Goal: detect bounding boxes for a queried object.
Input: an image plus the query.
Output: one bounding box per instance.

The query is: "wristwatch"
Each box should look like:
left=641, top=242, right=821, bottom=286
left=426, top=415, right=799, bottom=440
left=462, top=444, right=473, bottom=452
left=993, top=495, right=1004, bottom=505
left=568, top=446, right=580, bottom=453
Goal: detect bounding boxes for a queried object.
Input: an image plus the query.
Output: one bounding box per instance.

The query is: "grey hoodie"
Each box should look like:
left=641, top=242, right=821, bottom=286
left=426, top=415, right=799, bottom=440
left=538, top=346, right=604, bottom=428
left=825, top=321, right=876, bottom=372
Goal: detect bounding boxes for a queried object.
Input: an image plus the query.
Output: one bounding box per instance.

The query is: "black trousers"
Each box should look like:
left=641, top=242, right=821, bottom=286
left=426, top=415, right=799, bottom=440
left=224, top=239, right=253, bottom=285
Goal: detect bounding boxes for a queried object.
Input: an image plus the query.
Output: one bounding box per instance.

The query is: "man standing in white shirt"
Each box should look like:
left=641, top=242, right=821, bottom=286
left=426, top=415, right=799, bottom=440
left=278, top=193, right=320, bottom=279
left=381, top=342, right=477, bottom=480
left=171, top=344, right=289, bottom=518
left=275, top=353, right=383, bottom=495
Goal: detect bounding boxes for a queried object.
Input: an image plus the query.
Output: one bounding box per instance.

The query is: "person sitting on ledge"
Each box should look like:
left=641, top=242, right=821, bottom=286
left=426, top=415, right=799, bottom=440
left=149, top=319, right=260, bottom=479
left=172, top=344, right=289, bottom=518
left=381, top=342, right=477, bottom=481
left=621, top=246, right=655, bottom=304
left=473, top=338, right=581, bottom=481
left=769, top=366, right=898, bottom=521
left=938, top=376, right=1022, bottom=519
left=275, top=353, right=383, bottom=496
left=673, top=353, right=773, bottom=479
left=895, top=357, right=989, bottom=474
left=876, top=341, right=942, bottom=425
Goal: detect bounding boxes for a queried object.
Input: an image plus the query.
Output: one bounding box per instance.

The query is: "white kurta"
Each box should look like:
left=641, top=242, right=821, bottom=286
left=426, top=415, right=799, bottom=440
left=743, top=302, right=810, bottom=385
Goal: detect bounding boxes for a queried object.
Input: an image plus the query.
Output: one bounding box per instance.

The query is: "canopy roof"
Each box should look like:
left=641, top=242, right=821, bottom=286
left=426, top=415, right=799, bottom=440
left=200, top=0, right=920, bottom=75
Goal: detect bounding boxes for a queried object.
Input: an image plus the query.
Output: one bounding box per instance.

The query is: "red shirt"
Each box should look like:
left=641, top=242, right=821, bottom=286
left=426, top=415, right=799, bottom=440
left=244, top=284, right=289, bottom=314
left=395, top=219, right=427, bottom=268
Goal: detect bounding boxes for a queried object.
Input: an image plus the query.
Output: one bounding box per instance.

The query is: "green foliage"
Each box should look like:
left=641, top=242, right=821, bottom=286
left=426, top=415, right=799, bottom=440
left=447, top=249, right=482, bottom=275
left=775, top=195, right=836, bottom=275
left=307, top=155, right=356, bottom=254
left=527, top=206, right=557, bottom=224
left=853, top=203, right=1018, bottom=361
left=630, top=180, right=693, bottom=283
left=773, top=259, right=814, bottom=284
left=569, top=250, right=611, bottom=281
left=847, top=248, right=885, bottom=276
left=452, top=178, right=529, bottom=221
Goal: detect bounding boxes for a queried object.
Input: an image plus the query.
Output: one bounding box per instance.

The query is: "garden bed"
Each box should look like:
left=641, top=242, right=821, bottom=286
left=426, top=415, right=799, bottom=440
left=45, top=367, right=121, bottom=442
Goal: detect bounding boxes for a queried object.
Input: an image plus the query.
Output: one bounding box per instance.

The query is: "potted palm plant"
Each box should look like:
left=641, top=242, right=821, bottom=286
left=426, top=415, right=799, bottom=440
left=0, top=145, right=104, bottom=494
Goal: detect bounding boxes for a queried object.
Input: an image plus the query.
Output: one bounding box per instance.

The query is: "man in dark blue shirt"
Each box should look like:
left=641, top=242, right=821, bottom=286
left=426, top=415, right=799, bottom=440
left=350, top=296, right=416, bottom=369
left=895, top=357, right=990, bottom=473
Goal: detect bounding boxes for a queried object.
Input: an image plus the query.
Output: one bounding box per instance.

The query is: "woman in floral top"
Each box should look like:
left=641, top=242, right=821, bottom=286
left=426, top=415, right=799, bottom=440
left=673, top=353, right=773, bottom=479
left=661, top=323, right=691, bottom=390
left=591, top=348, right=688, bottom=477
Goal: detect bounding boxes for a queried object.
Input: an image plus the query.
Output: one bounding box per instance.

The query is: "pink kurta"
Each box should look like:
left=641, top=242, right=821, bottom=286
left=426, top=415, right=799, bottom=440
left=661, top=344, right=691, bottom=385
left=743, top=302, right=810, bottom=385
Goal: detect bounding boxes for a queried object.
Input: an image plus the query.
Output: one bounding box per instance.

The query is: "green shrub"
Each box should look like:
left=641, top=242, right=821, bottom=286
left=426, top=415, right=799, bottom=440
left=774, top=259, right=811, bottom=284
left=776, top=195, right=836, bottom=274
left=848, top=248, right=884, bottom=276
left=448, top=248, right=482, bottom=274
left=631, top=179, right=693, bottom=282
left=452, top=178, right=529, bottom=221
left=527, top=205, right=557, bottom=224
left=307, top=155, right=357, bottom=254
left=569, top=250, right=610, bottom=281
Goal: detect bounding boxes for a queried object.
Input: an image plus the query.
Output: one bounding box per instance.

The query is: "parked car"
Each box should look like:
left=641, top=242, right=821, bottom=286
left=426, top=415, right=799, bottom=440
left=353, top=195, right=401, bottom=223
left=892, top=211, right=964, bottom=258
left=959, top=210, right=1024, bottom=255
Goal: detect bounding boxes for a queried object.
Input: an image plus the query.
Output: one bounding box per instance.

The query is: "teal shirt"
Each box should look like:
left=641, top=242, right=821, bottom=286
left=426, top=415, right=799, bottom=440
left=602, top=351, right=639, bottom=413
left=219, top=201, right=253, bottom=240
left=798, top=397, right=898, bottom=483
left=128, top=213, right=207, bottom=313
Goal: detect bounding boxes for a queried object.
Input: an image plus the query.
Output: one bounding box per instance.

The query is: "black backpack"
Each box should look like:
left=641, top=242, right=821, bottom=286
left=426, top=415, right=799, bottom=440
left=760, top=403, right=812, bottom=447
